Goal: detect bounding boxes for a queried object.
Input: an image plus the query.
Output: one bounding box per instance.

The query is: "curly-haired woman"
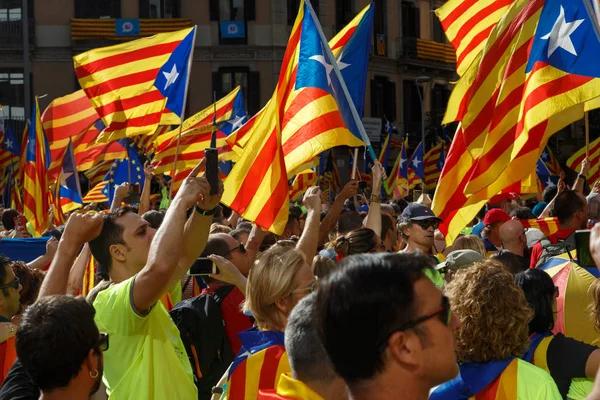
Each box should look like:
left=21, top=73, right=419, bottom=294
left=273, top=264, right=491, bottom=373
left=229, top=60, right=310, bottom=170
left=430, top=262, right=561, bottom=399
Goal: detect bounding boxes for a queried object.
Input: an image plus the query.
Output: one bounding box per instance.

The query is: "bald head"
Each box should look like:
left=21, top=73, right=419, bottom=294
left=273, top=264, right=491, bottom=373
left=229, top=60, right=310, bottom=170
left=499, top=220, right=525, bottom=248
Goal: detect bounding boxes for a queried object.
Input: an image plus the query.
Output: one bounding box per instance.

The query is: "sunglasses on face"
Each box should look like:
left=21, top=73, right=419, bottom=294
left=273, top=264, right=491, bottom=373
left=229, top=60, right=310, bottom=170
left=378, top=295, right=452, bottom=351
left=96, top=332, right=109, bottom=352
left=412, top=220, right=440, bottom=230
left=223, top=243, right=246, bottom=257
left=0, top=277, right=19, bottom=291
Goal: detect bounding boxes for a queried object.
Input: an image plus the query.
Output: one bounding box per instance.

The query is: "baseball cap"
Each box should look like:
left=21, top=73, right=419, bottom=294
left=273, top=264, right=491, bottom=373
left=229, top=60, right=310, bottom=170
left=400, top=203, right=442, bottom=222
left=488, top=192, right=518, bottom=206
left=435, top=249, right=484, bottom=271
left=483, top=209, right=511, bottom=227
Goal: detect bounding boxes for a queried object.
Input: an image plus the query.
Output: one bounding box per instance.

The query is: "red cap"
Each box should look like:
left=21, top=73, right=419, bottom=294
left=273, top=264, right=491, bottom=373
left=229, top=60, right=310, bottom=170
left=488, top=192, right=518, bottom=205
left=484, top=209, right=511, bottom=227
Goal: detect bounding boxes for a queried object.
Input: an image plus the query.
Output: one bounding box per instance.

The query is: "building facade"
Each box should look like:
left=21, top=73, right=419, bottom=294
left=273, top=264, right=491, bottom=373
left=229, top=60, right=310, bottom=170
left=0, top=0, right=457, bottom=150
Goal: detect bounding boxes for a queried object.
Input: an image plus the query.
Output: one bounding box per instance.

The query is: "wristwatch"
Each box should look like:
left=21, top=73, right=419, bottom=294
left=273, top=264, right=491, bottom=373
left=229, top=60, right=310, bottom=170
left=195, top=204, right=216, bottom=216
left=578, top=174, right=587, bottom=180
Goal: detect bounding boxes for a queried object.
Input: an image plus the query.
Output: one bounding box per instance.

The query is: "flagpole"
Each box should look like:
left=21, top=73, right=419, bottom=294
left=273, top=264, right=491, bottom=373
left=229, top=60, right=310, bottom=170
left=351, top=148, right=359, bottom=180
left=304, top=1, right=377, bottom=162
left=168, top=25, right=198, bottom=202
left=585, top=111, right=590, bottom=158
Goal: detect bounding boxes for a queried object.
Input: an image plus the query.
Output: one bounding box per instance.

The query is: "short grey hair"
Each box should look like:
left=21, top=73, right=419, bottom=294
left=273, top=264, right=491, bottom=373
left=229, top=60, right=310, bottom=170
left=588, top=193, right=600, bottom=220
left=285, top=293, right=338, bottom=383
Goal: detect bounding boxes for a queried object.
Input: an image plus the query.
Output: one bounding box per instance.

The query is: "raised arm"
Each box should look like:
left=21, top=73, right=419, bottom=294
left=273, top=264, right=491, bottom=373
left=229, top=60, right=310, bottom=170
left=110, top=182, right=130, bottom=212
left=539, top=174, right=566, bottom=219
left=573, top=158, right=590, bottom=195
left=296, top=186, right=322, bottom=261
left=138, top=161, right=155, bottom=216
left=319, top=181, right=358, bottom=244
left=66, top=244, right=91, bottom=295
left=365, top=162, right=384, bottom=237
left=38, top=213, right=104, bottom=298
left=246, top=224, right=266, bottom=264
left=27, top=236, right=58, bottom=270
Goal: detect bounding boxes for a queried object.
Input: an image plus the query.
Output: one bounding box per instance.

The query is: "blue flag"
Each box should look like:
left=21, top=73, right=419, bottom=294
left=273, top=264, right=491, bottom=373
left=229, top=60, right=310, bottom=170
left=102, top=142, right=146, bottom=201
left=2, top=124, right=20, bottom=157
left=218, top=89, right=248, bottom=176
left=400, top=142, right=408, bottom=179
left=437, top=143, right=446, bottom=171
left=154, top=27, right=196, bottom=118
left=59, top=140, right=83, bottom=210
left=409, top=142, right=424, bottom=180
left=295, top=2, right=374, bottom=141
left=536, top=156, right=559, bottom=188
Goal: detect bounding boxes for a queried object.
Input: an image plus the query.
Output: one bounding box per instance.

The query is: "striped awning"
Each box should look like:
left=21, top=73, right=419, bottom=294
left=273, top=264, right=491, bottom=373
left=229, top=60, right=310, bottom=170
left=416, top=39, right=456, bottom=64
left=71, top=18, right=193, bottom=40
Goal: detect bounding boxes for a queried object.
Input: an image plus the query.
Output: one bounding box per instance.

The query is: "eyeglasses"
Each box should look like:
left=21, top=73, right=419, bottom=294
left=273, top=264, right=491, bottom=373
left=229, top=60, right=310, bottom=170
left=412, top=220, right=440, bottom=230
left=96, top=333, right=109, bottom=352
left=223, top=243, right=246, bottom=258
left=292, top=278, right=319, bottom=295
left=378, top=296, right=452, bottom=350
left=0, top=277, right=20, bottom=290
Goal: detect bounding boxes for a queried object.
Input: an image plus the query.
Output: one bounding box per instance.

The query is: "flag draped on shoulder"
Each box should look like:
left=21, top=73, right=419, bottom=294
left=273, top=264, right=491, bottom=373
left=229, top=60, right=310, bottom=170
left=41, top=90, right=99, bottom=180
left=227, top=2, right=374, bottom=178
left=73, top=27, right=196, bottom=142
left=23, top=98, right=50, bottom=237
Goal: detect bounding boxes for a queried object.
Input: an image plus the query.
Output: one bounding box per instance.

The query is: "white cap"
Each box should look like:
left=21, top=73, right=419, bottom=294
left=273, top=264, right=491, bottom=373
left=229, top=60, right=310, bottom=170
left=526, top=228, right=545, bottom=248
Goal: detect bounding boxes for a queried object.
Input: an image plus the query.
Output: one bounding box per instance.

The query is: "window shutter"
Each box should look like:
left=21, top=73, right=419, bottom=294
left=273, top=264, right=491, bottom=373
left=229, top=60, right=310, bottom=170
left=245, top=0, right=256, bottom=20
left=413, top=6, right=420, bottom=38
left=248, top=71, right=260, bottom=115
left=212, top=72, right=223, bottom=100
left=209, top=0, right=219, bottom=20
left=384, top=80, right=396, bottom=123
left=139, top=0, right=149, bottom=18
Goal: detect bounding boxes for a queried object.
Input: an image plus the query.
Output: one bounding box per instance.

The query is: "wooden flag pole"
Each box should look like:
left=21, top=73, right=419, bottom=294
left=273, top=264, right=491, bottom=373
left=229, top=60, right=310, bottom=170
left=168, top=26, right=198, bottom=202
left=586, top=111, right=590, bottom=158
left=351, top=148, right=359, bottom=180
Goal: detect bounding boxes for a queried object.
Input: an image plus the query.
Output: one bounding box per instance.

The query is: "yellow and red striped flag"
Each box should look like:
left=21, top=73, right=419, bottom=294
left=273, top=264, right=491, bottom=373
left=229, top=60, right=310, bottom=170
left=41, top=90, right=99, bottom=180
left=50, top=189, right=66, bottom=226
left=82, top=251, right=96, bottom=295
left=443, top=0, right=600, bottom=197
left=227, top=3, right=374, bottom=178
left=23, top=98, right=50, bottom=237
left=11, top=178, right=23, bottom=213
left=84, top=161, right=113, bottom=187
left=520, top=217, right=560, bottom=238
left=436, top=0, right=515, bottom=76
left=289, top=170, right=317, bottom=201
left=73, top=122, right=128, bottom=171
left=567, top=136, right=600, bottom=185
left=82, top=181, right=109, bottom=203
left=73, top=27, right=196, bottom=142
left=132, top=125, right=168, bottom=156
left=0, top=121, right=20, bottom=173
left=423, top=141, right=444, bottom=190
left=151, top=86, right=243, bottom=174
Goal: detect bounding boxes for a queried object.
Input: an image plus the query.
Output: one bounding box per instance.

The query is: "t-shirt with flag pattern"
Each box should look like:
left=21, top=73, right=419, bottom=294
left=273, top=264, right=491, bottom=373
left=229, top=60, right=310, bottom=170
left=93, top=276, right=197, bottom=400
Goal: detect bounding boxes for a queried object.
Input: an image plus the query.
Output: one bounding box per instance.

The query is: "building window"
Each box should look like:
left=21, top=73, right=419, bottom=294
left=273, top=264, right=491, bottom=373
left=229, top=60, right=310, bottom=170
left=401, top=2, right=419, bottom=38
left=288, top=0, right=318, bottom=25
left=0, top=0, right=33, bottom=44
left=0, top=0, right=32, bottom=20
left=336, top=0, right=355, bottom=32
left=210, top=0, right=256, bottom=44
left=370, top=76, right=396, bottom=122
left=432, top=13, right=445, bottom=43
left=139, top=0, right=180, bottom=18
left=0, top=69, right=25, bottom=131
left=373, top=0, right=386, bottom=56
left=213, top=68, right=260, bottom=115
left=74, top=0, right=121, bottom=18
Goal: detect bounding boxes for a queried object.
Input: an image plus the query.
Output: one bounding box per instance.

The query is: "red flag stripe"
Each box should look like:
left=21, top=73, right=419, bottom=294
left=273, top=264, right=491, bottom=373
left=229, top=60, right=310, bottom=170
left=84, top=69, right=160, bottom=100
left=452, top=0, right=515, bottom=49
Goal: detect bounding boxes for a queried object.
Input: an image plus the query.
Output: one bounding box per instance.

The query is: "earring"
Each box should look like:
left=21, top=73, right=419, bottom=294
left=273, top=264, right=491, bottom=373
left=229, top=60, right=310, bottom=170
left=89, top=369, right=99, bottom=379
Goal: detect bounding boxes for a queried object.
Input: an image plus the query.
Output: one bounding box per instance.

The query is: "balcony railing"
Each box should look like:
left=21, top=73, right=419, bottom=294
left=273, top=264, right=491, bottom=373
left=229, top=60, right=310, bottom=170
left=0, top=18, right=35, bottom=45
left=401, top=37, right=455, bottom=64
left=71, top=18, right=192, bottom=41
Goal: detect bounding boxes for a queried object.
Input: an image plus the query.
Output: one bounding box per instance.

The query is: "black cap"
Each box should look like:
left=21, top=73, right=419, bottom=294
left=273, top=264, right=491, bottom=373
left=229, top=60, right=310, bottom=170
left=400, top=203, right=442, bottom=222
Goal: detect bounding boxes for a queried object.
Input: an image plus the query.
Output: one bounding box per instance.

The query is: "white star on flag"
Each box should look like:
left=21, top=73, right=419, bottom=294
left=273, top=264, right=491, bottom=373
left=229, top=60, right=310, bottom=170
left=541, top=6, right=584, bottom=57
left=4, top=139, right=12, bottom=150
left=309, top=46, right=351, bottom=91
left=400, top=157, right=406, bottom=169
left=162, top=64, right=180, bottom=90
left=412, top=157, right=421, bottom=169
left=541, top=150, right=549, bottom=160
left=60, top=171, right=73, bottom=187
left=546, top=177, right=554, bottom=187
left=228, top=114, right=246, bottom=132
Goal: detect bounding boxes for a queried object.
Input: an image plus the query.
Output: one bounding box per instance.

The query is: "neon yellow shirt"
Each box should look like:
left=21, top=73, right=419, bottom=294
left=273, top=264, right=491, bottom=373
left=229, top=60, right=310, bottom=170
left=93, top=276, right=197, bottom=400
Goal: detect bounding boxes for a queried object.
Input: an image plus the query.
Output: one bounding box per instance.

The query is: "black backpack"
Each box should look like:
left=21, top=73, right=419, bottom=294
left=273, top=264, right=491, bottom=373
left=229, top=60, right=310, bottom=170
left=169, top=285, right=235, bottom=400
left=535, top=232, right=576, bottom=269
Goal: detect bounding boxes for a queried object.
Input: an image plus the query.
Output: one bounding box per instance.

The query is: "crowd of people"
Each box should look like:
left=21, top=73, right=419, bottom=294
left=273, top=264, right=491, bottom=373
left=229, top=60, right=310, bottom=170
left=1, top=156, right=600, bottom=399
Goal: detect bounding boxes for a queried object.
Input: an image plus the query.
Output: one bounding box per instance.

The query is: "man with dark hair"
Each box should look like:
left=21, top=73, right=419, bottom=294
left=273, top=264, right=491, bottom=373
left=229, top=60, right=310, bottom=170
left=199, top=233, right=252, bottom=354
left=314, top=253, right=459, bottom=400
left=337, top=210, right=362, bottom=235
left=1, top=209, right=18, bottom=231
left=510, top=207, right=536, bottom=220
left=530, top=190, right=588, bottom=268
left=381, top=213, right=398, bottom=252
left=281, top=214, right=301, bottom=239
left=14, top=295, right=107, bottom=399
left=141, top=210, right=165, bottom=230
left=88, top=161, right=222, bottom=399
left=258, top=293, right=345, bottom=399
left=230, top=227, right=251, bottom=245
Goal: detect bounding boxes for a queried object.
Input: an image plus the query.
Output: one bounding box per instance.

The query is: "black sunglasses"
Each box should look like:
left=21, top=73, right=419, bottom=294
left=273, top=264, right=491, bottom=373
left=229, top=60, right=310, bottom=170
left=224, top=243, right=246, bottom=257
left=412, top=219, right=440, bottom=230
left=379, top=296, right=451, bottom=350
left=0, top=277, right=20, bottom=290
left=96, top=333, right=109, bottom=352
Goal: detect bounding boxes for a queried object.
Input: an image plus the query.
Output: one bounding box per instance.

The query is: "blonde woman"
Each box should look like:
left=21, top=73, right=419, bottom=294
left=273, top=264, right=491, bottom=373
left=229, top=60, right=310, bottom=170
left=225, top=246, right=317, bottom=399
left=452, top=235, right=487, bottom=258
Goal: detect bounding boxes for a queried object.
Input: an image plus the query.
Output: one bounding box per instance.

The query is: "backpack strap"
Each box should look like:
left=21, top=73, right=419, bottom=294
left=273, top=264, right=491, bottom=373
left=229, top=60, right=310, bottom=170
left=540, top=238, right=552, bottom=248
left=182, top=275, right=193, bottom=293
left=212, top=285, right=235, bottom=306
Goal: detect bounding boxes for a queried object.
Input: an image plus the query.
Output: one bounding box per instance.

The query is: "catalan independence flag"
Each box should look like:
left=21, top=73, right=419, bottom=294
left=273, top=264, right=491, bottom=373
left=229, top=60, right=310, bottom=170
left=424, top=140, right=444, bottom=190
left=289, top=170, right=316, bottom=201
left=82, top=181, right=109, bottom=203
left=73, top=27, right=197, bottom=143
left=41, top=90, right=99, bottom=180
left=0, top=123, right=20, bottom=176
left=73, top=120, right=128, bottom=171
left=567, top=136, right=600, bottom=185
left=152, top=86, right=246, bottom=175
left=23, top=98, right=50, bottom=237
left=227, top=3, right=374, bottom=178
left=541, top=146, right=561, bottom=176
left=436, top=0, right=515, bottom=76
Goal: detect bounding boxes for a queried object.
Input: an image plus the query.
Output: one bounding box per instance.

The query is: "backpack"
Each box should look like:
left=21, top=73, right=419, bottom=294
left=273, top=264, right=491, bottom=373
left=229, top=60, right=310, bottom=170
left=169, top=285, right=235, bottom=400
left=535, top=232, right=576, bottom=269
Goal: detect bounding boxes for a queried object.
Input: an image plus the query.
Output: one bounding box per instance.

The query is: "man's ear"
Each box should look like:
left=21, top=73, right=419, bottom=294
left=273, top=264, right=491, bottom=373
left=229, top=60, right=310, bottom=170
left=387, top=331, right=421, bottom=368
left=110, top=244, right=126, bottom=263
